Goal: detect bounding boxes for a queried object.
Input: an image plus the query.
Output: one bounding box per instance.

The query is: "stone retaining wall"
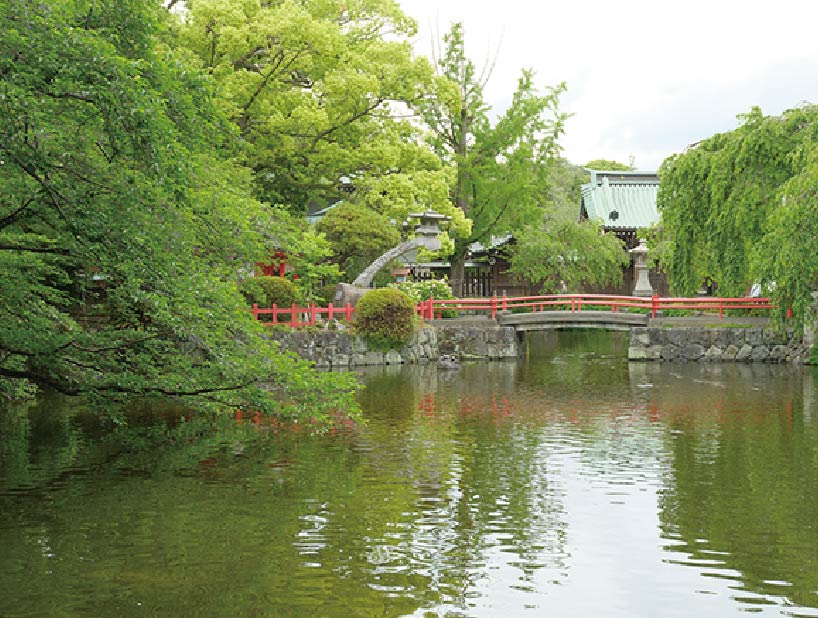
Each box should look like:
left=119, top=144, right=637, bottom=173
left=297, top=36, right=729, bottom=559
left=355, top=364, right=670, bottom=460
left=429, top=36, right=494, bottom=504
left=629, top=326, right=811, bottom=364
left=433, top=318, right=519, bottom=361
left=267, top=319, right=519, bottom=369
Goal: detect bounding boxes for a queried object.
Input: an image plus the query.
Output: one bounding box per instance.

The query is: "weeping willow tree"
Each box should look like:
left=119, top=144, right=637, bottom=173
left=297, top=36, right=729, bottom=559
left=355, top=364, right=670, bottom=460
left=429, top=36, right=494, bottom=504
left=657, top=105, right=818, bottom=323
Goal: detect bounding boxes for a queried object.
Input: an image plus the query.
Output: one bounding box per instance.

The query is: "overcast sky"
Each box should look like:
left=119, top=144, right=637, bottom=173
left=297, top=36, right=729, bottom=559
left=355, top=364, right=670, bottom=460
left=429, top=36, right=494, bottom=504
left=400, top=0, right=818, bottom=170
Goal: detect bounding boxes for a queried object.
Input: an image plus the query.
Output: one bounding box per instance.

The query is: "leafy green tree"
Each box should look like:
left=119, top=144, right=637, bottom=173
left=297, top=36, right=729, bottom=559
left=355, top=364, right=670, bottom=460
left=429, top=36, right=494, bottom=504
left=657, top=105, right=818, bottom=321
left=585, top=159, right=633, bottom=171
left=508, top=220, right=629, bottom=293
left=547, top=157, right=588, bottom=222
left=315, top=203, right=401, bottom=280
left=0, top=0, right=358, bottom=420
left=176, top=0, right=453, bottom=217
left=414, top=22, right=567, bottom=295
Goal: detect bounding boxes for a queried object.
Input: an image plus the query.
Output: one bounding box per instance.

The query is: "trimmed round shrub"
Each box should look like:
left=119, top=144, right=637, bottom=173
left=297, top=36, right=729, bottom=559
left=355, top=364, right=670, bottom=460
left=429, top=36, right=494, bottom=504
left=241, top=276, right=300, bottom=308
left=355, top=288, right=416, bottom=349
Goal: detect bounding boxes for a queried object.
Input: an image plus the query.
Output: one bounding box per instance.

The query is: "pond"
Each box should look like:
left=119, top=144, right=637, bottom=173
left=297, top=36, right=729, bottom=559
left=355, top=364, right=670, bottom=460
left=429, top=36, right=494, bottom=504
left=2, top=331, right=818, bottom=617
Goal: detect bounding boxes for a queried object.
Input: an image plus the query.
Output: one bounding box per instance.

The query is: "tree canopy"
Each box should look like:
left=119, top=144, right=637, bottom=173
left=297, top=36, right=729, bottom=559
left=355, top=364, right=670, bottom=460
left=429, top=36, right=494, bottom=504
left=508, top=220, right=629, bottom=293
left=413, top=22, right=567, bottom=295
left=585, top=159, right=633, bottom=172
left=657, top=105, right=818, bottom=322
left=177, top=0, right=456, bottom=220
left=0, top=0, right=358, bottom=419
left=315, top=203, right=401, bottom=280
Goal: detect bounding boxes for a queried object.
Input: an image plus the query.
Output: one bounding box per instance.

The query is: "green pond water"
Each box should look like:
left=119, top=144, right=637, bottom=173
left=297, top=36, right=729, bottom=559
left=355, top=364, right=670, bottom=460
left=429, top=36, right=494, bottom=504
left=2, top=331, right=818, bottom=618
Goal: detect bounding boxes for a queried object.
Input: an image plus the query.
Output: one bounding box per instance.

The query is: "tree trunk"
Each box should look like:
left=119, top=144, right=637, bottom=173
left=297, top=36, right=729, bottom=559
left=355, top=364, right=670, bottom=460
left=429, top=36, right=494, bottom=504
left=449, top=248, right=467, bottom=297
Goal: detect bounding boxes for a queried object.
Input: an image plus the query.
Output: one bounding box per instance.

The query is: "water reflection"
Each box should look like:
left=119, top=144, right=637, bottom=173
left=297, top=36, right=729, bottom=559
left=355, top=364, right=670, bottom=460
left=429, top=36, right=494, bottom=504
left=1, top=331, right=818, bottom=617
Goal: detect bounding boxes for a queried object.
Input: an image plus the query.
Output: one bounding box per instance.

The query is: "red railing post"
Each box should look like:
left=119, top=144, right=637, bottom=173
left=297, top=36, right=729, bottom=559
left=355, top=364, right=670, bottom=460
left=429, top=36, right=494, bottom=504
left=328, top=302, right=334, bottom=321
left=491, top=295, right=497, bottom=320
left=502, top=292, right=508, bottom=312
left=291, top=303, right=298, bottom=327
left=787, top=305, right=793, bottom=319
left=345, top=303, right=353, bottom=321
left=272, top=303, right=278, bottom=325
left=719, top=299, right=723, bottom=319
left=310, top=303, right=317, bottom=326
left=651, top=295, right=658, bottom=318
left=571, top=297, right=575, bottom=313
left=428, top=296, right=435, bottom=320
left=252, top=303, right=259, bottom=321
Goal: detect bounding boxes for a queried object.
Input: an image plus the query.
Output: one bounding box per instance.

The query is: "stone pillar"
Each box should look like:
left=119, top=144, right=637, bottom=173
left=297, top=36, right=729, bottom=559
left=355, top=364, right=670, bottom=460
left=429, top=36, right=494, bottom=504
left=630, top=239, right=654, bottom=298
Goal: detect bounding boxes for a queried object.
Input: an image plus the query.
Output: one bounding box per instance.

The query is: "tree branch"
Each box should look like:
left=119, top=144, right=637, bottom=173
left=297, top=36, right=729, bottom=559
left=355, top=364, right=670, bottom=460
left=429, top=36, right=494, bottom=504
left=0, top=197, right=35, bottom=230
left=0, top=244, right=70, bottom=254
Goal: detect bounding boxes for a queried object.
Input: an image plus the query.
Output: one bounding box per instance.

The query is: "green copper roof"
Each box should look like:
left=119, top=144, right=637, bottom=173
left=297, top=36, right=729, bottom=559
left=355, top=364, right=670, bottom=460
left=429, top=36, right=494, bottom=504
left=580, top=170, right=660, bottom=230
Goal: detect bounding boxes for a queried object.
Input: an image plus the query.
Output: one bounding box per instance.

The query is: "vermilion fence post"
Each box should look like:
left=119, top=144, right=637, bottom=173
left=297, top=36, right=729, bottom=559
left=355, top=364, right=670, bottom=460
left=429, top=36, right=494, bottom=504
left=328, top=302, right=334, bottom=320
left=719, top=299, right=723, bottom=319
left=252, top=303, right=259, bottom=320
left=787, top=305, right=793, bottom=319
left=502, top=293, right=508, bottom=312
left=651, top=295, right=658, bottom=318
left=291, top=303, right=298, bottom=327
left=345, top=303, right=353, bottom=321
left=272, top=303, right=278, bottom=325
left=310, top=303, right=317, bottom=326
left=491, top=295, right=497, bottom=320
left=428, top=296, right=435, bottom=320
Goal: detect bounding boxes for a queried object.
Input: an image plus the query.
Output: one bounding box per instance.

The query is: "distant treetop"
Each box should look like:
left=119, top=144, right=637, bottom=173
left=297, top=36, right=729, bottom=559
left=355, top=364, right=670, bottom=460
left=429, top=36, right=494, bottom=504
left=585, top=159, right=633, bottom=171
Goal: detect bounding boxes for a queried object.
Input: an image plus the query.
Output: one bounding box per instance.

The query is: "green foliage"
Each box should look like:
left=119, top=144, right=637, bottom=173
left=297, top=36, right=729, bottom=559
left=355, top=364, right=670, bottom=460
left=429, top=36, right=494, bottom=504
left=176, top=0, right=451, bottom=216
left=508, top=220, right=629, bottom=293
left=412, top=22, right=567, bottom=294
left=241, top=276, right=300, bottom=308
left=547, top=158, right=588, bottom=223
left=355, top=288, right=416, bottom=349
left=313, top=283, right=339, bottom=306
left=0, top=0, right=359, bottom=422
left=657, top=104, right=818, bottom=323
left=287, top=228, right=342, bottom=302
left=585, top=159, right=633, bottom=171
left=315, top=203, right=401, bottom=280
left=390, top=278, right=458, bottom=318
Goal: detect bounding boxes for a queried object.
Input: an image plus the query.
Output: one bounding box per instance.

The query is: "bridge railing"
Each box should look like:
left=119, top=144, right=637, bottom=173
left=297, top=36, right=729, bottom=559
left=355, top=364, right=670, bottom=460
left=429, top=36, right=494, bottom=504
left=250, top=294, right=779, bottom=329
left=416, top=294, right=777, bottom=320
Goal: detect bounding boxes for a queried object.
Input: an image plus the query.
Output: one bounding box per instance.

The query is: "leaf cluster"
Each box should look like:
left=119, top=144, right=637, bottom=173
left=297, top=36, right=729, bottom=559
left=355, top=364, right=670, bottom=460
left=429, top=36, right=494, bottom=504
left=389, top=278, right=458, bottom=318
left=354, top=287, right=416, bottom=349
left=241, top=276, right=300, bottom=308
left=656, top=104, right=818, bottom=323
left=508, top=220, right=629, bottom=293
left=0, top=0, right=359, bottom=421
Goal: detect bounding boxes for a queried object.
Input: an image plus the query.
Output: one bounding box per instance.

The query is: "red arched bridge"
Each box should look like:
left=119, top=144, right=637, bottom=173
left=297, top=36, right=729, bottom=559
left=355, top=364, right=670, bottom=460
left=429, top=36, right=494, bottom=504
left=252, top=294, right=779, bottom=330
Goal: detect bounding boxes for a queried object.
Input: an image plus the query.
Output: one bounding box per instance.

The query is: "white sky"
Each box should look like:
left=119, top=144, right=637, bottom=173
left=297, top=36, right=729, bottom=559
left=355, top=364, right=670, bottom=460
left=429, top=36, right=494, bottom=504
left=400, top=0, right=818, bottom=170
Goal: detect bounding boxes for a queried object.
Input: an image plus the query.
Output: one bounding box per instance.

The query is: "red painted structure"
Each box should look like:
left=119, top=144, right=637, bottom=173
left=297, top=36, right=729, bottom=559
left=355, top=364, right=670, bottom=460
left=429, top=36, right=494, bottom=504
left=251, top=294, right=784, bottom=328
left=416, top=294, right=780, bottom=321
left=255, top=250, right=297, bottom=279
left=253, top=302, right=355, bottom=327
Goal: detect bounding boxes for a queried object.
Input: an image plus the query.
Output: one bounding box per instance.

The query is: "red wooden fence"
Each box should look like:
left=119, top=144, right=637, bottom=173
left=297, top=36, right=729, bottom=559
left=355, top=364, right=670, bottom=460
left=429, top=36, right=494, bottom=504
left=415, top=293, right=779, bottom=320
left=252, top=302, right=354, bottom=327
left=251, top=294, right=783, bottom=328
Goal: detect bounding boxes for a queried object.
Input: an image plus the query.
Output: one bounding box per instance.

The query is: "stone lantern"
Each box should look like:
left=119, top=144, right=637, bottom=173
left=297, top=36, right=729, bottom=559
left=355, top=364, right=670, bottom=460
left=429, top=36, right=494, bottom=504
left=630, top=239, right=654, bottom=297
left=348, top=210, right=450, bottom=290
left=407, top=210, right=450, bottom=252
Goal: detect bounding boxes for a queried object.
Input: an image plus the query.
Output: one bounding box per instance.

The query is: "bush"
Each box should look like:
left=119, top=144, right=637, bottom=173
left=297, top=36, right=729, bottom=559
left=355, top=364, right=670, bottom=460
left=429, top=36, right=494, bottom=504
left=312, top=283, right=339, bottom=306
left=390, top=279, right=458, bottom=318
left=355, top=288, right=416, bottom=349
left=241, top=276, right=300, bottom=308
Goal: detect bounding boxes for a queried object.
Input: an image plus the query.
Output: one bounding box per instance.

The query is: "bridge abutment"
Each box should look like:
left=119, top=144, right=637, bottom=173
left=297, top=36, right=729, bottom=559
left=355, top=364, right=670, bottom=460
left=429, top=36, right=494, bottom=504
left=628, top=325, right=812, bottom=364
